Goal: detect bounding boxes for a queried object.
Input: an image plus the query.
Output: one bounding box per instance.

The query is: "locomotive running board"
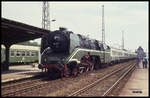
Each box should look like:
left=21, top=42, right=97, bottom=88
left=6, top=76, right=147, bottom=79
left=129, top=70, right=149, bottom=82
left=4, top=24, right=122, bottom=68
left=65, top=48, right=107, bottom=64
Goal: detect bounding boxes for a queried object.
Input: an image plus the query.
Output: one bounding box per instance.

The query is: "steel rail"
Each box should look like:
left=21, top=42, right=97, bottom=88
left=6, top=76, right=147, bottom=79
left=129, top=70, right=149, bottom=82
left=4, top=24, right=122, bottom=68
left=2, top=80, right=49, bottom=96
left=68, top=61, right=134, bottom=96
left=2, top=78, right=44, bottom=90
left=102, top=63, right=136, bottom=96
left=2, top=76, right=49, bottom=96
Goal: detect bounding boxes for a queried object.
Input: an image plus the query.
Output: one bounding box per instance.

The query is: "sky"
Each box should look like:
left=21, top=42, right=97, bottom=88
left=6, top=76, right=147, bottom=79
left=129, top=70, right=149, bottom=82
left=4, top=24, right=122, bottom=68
left=2, top=1, right=149, bottom=53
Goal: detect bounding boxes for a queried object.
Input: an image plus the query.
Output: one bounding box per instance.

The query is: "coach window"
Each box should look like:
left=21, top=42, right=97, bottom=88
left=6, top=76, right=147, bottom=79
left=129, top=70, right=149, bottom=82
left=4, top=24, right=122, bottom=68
left=21, top=51, right=25, bottom=56
left=26, top=51, right=30, bottom=56
left=31, top=52, right=35, bottom=56
left=10, top=50, right=15, bottom=57
left=16, top=51, right=21, bottom=57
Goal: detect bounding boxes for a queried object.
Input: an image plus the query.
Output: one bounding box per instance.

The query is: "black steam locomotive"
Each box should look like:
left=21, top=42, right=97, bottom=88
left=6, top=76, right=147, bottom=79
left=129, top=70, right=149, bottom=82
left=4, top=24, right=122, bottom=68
left=38, top=27, right=137, bottom=78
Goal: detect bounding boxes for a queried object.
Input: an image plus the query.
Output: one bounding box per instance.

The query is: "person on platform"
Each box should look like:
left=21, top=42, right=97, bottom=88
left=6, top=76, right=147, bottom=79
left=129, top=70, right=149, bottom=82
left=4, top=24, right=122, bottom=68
left=145, top=57, right=148, bottom=68
left=142, top=58, right=145, bottom=69
left=137, top=57, right=140, bottom=69
left=143, top=57, right=148, bottom=69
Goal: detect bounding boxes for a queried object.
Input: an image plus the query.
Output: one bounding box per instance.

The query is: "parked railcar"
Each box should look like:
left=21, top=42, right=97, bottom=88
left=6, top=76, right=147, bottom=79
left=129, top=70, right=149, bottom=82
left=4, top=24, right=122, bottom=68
left=1, top=45, right=40, bottom=65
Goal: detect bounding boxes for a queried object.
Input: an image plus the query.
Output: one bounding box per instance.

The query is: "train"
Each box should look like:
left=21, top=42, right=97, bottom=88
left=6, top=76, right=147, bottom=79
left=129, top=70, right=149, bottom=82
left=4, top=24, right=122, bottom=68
left=38, top=27, right=137, bottom=78
left=1, top=44, right=39, bottom=65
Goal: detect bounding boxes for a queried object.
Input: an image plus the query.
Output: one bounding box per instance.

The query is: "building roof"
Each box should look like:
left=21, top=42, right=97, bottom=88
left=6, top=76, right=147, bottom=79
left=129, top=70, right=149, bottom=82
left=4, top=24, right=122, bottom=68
left=1, top=18, right=50, bottom=46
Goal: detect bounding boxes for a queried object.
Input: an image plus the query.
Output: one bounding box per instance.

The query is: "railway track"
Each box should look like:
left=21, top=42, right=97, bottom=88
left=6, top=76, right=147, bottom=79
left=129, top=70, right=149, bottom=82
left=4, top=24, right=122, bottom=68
left=1, top=60, right=136, bottom=96
left=45, top=60, right=136, bottom=96
left=102, top=63, right=135, bottom=96
left=68, top=61, right=136, bottom=96
left=1, top=75, right=49, bottom=96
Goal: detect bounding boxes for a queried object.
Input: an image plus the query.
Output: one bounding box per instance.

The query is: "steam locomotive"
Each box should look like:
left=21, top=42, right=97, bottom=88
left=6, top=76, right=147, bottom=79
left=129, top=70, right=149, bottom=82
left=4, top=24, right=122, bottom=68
left=38, top=27, right=137, bottom=78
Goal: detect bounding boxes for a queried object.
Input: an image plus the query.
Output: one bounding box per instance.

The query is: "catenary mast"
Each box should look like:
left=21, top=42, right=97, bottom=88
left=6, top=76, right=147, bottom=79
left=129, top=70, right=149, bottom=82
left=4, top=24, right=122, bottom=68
left=39, top=2, right=50, bottom=65
left=102, top=5, right=105, bottom=44
left=42, top=1, right=50, bottom=30
left=101, top=5, right=105, bottom=63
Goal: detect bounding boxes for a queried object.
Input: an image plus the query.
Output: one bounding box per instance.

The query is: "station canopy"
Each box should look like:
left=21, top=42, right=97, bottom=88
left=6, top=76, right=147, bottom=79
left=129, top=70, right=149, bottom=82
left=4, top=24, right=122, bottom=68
left=1, top=17, right=50, bottom=45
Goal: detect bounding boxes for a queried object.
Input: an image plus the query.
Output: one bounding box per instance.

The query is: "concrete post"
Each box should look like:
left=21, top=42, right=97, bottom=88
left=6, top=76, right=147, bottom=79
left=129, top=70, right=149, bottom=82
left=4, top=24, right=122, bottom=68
left=4, top=44, right=11, bottom=71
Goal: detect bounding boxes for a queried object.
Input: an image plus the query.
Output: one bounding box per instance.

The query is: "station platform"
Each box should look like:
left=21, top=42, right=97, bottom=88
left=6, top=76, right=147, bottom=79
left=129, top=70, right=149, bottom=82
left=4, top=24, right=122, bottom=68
left=119, top=61, right=149, bottom=96
left=1, top=64, right=42, bottom=83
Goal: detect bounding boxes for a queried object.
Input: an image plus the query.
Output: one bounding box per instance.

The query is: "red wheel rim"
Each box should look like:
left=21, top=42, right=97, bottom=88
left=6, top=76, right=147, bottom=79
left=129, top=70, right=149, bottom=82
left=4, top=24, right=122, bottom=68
left=86, top=67, right=89, bottom=72
left=79, top=68, right=84, bottom=74
left=73, top=68, right=78, bottom=76
left=90, top=65, right=94, bottom=71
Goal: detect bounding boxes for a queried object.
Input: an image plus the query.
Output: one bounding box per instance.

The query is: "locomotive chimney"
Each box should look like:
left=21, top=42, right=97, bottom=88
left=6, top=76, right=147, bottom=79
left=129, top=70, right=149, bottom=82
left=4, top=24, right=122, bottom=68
left=59, top=27, right=67, bottom=32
